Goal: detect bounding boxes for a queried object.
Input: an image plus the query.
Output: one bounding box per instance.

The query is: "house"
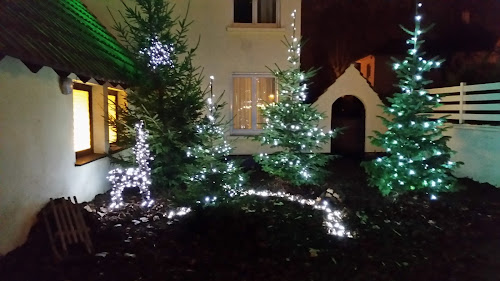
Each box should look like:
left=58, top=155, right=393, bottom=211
left=83, top=0, right=302, bottom=155
left=0, top=0, right=133, bottom=255
left=356, top=54, right=397, bottom=102
left=0, top=0, right=302, bottom=254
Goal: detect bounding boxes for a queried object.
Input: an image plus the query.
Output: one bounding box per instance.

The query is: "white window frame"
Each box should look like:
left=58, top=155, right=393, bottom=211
left=232, top=0, right=281, bottom=28
left=231, top=73, right=277, bottom=136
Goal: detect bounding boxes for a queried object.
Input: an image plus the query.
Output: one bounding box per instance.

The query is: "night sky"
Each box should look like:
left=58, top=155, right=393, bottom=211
left=301, top=0, right=500, bottom=102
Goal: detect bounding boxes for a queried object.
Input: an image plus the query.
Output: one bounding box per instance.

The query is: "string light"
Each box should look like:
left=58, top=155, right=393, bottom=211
left=191, top=187, right=352, bottom=238
left=186, top=76, right=245, bottom=193
left=108, top=121, right=154, bottom=209
left=139, top=36, right=174, bottom=69
left=256, top=10, right=335, bottom=186
left=364, top=1, right=461, bottom=196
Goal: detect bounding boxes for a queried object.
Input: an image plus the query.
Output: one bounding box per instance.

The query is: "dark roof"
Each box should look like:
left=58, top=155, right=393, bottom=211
left=0, top=0, right=135, bottom=85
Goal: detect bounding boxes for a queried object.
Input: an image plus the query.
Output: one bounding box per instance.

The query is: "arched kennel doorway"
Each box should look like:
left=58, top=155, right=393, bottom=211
left=331, top=95, right=365, bottom=157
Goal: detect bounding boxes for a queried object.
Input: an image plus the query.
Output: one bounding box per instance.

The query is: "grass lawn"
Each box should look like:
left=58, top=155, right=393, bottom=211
left=1, top=158, right=499, bottom=281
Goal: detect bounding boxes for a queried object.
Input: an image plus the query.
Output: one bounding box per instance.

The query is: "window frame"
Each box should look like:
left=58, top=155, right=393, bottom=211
left=73, top=83, right=94, bottom=159
left=232, top=0, right=280, bottom=28
left=231, top=73, right=277, bottom=136
left=107, top=89, right=119, bottom=145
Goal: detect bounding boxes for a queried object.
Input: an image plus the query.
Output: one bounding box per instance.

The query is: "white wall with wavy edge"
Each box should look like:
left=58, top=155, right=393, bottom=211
left=0, top=56, right=115, bottom=255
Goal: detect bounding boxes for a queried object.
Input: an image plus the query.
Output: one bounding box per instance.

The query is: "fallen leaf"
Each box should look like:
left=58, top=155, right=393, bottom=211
left=309, top=248, right=319, bottom=257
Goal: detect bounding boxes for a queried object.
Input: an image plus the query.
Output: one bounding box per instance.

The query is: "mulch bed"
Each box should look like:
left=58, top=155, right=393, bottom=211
left=1, top=158, right=499, bottom=281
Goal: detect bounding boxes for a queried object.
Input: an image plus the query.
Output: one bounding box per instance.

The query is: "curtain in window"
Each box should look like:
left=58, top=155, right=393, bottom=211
left=73, top=89, right=91, bottom=151
left=256, top=77, right=276, bottom=129
left=108, top=94, right=117, bottom=143
left=258, top=0, right=276, bottom=23
left=233, top=77, right=253, bottom=129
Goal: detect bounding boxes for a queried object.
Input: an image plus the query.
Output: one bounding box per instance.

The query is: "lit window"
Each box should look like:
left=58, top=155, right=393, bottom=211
left=234, top=0, right=278, bottom=24
left=73, top=84, right=93, bottom=157
left=232, top=75, right=277, bottom=134
left=108, top=90, right=118, bottom=144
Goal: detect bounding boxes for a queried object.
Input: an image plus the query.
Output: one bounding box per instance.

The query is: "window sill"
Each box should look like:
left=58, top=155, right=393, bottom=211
left=109, top=144, right=127, bottom=154
left=226, top=24, right=285, bottom=33
left=75, top=153, right=107, bottom=166
left=230, top=130, right=262, bottom=136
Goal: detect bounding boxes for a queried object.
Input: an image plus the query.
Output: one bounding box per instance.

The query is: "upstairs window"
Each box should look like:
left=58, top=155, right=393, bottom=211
left=232, top=75, right=277, bottom=135
left=234, top=0, right=278, bottom=25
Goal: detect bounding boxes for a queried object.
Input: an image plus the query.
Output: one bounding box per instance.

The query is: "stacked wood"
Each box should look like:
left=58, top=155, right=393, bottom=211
left=42, top=196, right=93, bottom=261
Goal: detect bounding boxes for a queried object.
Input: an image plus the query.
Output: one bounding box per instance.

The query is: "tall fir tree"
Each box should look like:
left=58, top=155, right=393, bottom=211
left=183, top=77, right=246, bottom=202
left=363, top=2, right=462, bottom=197
left=255, top=10, right=336, bottom=186
left=111, top=0, right=206, bottom=189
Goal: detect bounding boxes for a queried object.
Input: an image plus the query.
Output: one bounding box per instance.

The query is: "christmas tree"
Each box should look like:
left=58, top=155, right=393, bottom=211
left=363, top=2, right=462, bottom=197
left=183, top=77, right=246, bottom=202
left=110, top=0, right=206, bottom=189
left=255, top=10, right=336, bottom=186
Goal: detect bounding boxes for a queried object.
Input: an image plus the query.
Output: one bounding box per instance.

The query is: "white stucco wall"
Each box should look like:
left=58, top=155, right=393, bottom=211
left=313, top=65, right=387, bottom=153
left=445, top=125, right=500, bottom=187
left=83, top=0, right=301, bottom=155
left=0, top=57, right=112, bottom=255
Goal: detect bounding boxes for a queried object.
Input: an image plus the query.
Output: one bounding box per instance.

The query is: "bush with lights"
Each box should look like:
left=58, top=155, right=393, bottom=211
left=110, top=0, right=206, bottom=190
left=363, top=2, right=462, bottom=197
left=182, top=77, right=246, bottom=203
left=255, top=10, right=336, bottom=186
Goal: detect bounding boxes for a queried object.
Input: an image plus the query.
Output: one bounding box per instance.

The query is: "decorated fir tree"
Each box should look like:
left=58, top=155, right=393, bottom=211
left=110, top=0, right=206, bottom=189
left=184, top=77, right=245, bottom=202
left=363, top=2, right=462, bottom=197
left=255, top=10, right=336, bottom=186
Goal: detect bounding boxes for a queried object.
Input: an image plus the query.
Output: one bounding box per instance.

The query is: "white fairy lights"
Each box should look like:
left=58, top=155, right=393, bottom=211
left=139, top=36, right=174, bottom=70
left=256, top=11, right=335, bottom=185
left=186, top=76, right=245, bottom=191
left=108, top=121, right=154, bottom=209
left=366, top=2, right=460, bottom=197
left=122, top=187, right=351, bottom=239
left=236, top=189, right=352, bottom=237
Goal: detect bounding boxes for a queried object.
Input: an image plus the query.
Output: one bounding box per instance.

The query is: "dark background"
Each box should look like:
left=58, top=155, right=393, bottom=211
left=301, top=0, right=500, bottom=102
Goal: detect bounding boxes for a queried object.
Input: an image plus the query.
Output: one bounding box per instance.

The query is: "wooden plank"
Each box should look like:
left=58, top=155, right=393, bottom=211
left=434, top=95, right=460, bottom=102
left=463, top=104, right=500, bottom=111
left=464, top=82, right=500, bottom=93
left=62, top=198, right=78, bottom=244
left=56, top=202, right=73, bottom=244
left=464, top=93, right=500, bottom=102
left=463, top=114, right=500, bottom=122
left=70, top=197, right=90, bottom=252
left=436, top=104, right=460, bottom=111
left=42, top=208, right=62, bottom=261
left=50, top=199, right=67, bottom=253
left=73, top=196, right=93, bottom=254
left=430, top=113, right=460, bottom=120
left=67, top=197, right=86, bottom=245
left=427, top=86, right=461, bottom=94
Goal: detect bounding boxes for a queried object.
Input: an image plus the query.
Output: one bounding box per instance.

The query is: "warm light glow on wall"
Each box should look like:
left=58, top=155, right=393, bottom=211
left=73, top=89, right=91, bottom=152
left=108, top=94, right=117, bottom=143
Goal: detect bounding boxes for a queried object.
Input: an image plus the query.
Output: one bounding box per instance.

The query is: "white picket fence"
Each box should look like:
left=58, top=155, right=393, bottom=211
left=428, top=82, right=500, bottom=124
